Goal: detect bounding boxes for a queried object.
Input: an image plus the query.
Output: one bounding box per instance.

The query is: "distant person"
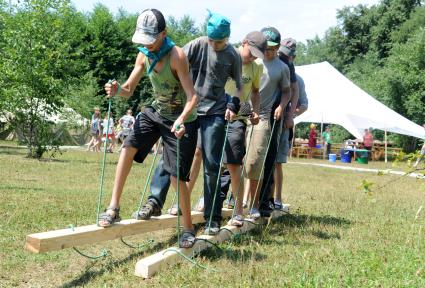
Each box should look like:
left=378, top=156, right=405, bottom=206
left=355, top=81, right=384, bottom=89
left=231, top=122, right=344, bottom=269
left=87, top=107, right=101, bottom=152
left=363, top=128, right=374, bottom=160
left=102, top=112, right=115, bottom=153
left=117, top=109, right=135, bottom=151
left=308, top=123, right=317, bottom=159
left=322, top=126, right=332, bottom=158
left=413, top=124, right=425, bottom=168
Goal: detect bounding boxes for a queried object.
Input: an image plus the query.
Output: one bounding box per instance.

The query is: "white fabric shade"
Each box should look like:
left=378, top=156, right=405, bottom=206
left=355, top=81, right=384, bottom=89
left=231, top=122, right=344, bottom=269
left=294, top=61, right=425, bottom=140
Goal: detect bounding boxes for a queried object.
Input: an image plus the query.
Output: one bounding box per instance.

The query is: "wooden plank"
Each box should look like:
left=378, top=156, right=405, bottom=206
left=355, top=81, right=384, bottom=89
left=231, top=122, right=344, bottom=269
left=134, top=210, right=285, bottom=279
left=25, top=208, right=235, bottom=254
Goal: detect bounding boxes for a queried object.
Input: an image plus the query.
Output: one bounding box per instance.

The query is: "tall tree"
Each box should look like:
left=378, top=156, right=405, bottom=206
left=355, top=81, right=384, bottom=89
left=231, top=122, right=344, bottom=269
left=0, top=0, right=87, bottom=158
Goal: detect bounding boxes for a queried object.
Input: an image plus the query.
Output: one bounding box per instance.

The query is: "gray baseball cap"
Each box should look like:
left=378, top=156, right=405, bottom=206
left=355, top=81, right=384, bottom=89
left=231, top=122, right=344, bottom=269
left=132, top=9, right=166, bottom=45
left=245, top=31, right=267, bottom=59
left=279, top=37, right=297, bottom=56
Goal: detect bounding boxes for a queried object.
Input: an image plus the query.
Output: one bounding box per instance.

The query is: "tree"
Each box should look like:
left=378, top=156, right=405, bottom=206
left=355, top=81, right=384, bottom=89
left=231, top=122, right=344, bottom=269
left=0, top=0, right=88, bottom=158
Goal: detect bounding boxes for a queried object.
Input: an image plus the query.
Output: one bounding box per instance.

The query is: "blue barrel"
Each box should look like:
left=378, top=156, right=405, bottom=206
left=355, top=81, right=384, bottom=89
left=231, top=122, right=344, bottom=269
left=341, top=152, right=352, bottom=163
left=329, top=153, right=337, bottom=162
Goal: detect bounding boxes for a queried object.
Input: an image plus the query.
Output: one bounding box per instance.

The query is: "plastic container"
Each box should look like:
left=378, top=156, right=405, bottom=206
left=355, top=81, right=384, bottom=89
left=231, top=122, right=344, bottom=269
left=340, top=152, right=352, bottom=163
left=356, top=157, right=368, bottom=164
left=329, top=154, right=337, bottom=162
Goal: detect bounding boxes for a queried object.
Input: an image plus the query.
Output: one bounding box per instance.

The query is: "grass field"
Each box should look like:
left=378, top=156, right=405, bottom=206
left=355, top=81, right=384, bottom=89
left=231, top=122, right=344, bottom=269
left=0, top=142, right=424, bottom=287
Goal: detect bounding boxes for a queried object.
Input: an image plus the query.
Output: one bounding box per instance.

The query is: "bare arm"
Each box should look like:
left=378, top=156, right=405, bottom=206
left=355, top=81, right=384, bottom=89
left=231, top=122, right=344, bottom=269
left=170, top=47, right=198, bottom=137
left=249, top=86, right=260, bottom=125
left=274, top=86, right=290, bottom=120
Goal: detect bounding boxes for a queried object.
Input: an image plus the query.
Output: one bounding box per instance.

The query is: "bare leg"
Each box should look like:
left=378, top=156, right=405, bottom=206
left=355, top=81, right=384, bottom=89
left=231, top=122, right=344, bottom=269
left=186, top=147, right=203, bottom=194
left=107, top=146, right=137, bottom=208
left=248, top=178, right=262, bottom=209
left=87, top=136, right=95, bottom=151
left=171, top=176, right=193, bottom=231
left=274, top=163, right=283, bottom=202
left=227, top=164, right=243, bottom=215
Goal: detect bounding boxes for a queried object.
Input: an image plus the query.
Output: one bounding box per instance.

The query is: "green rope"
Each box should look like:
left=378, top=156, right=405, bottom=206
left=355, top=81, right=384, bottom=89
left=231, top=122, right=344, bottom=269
left=72, top=247, right=109, bottom=260
left=229, top=124, right=254, bottom=220
left=162, top=248, right=220, bottom=272
left=68, top=224, right=109, bottom=260
left=176, top=134, right=181, bottom=246
left=96, top=96, right=112, bottom=226
left=207, top=122, right=230, bottom=231
left=136, top=137, right=163, bottom=213
left=120, top=238, right=155, bottom=249
left=248, top=119, right=277, bottom=217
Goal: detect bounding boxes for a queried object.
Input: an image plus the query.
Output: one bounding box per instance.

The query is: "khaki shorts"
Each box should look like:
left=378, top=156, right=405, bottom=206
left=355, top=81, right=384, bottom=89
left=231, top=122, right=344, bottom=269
left=244, top=119, right=271, bottom=180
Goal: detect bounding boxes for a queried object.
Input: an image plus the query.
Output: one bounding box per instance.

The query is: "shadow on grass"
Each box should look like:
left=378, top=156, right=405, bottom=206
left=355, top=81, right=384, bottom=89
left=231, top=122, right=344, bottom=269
left=60, top=213, right=351, bottom=286
left=60, top=235, right=179, bottom=288
left=271, top=213, right=351, bottom=228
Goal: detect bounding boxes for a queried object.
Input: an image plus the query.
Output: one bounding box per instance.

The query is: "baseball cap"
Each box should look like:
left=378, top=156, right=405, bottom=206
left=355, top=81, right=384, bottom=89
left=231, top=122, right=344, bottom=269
left=245, top=31, right=267, bottom=59
left=207, top=11, right=231, bottom=40
left=132, top=9, right=166, bottom=45
left=261, top=27, right=281, bottom=46
left=279, top=37, right=297, bottom=56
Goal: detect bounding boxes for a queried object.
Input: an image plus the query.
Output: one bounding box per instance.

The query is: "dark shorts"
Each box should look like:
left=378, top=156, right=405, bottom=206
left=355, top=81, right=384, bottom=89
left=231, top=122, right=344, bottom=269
left=223, top=120, right=246, bottom=165
left=123, top=107, right=197, bottom=182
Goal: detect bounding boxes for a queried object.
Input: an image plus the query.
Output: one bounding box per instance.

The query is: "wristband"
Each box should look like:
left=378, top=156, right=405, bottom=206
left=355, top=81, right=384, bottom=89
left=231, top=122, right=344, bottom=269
left=226, top=97, right=240, bottom=114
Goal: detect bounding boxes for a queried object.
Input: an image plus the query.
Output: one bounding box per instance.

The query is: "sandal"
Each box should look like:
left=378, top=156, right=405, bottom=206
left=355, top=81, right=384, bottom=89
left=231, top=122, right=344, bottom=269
left=98, top=207, right=121, bottom=227
left=168, top=204, right=182, bottom=216
left=179, top=230, right=196, bottom=249
left=228, top=215, right=244, bottom=227
left=132, top=200, right=161, bottom=220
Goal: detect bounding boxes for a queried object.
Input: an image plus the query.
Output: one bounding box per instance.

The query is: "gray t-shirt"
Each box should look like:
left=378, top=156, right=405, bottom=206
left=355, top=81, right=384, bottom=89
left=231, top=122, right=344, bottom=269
left=256, top=57, right=290, bottom=117
left=296, top=74, right=308, bottom=108
left=183, top=36, right=242, bottom=115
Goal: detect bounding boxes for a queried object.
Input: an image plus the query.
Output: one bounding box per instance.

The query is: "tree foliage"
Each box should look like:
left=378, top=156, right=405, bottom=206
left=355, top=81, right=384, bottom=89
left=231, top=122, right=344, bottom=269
left=298, top=0, right=424, bottom=151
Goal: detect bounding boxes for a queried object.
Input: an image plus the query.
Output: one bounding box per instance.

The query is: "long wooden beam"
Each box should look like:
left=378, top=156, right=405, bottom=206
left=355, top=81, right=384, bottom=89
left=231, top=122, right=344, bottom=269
left=134, top=210, right=285, bottom=279
left=25, top=208, right=235, bottom=254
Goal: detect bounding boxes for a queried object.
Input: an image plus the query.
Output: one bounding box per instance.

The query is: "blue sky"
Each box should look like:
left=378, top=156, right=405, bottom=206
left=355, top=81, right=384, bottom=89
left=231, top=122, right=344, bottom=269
left=71, top=0, right=381, bottom=43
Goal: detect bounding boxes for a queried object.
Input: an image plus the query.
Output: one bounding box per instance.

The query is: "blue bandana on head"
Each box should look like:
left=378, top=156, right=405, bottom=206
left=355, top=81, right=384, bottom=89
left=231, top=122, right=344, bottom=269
left=138, top=36, right=175, bottom=75
left=206, top=9, right=231, bottom=40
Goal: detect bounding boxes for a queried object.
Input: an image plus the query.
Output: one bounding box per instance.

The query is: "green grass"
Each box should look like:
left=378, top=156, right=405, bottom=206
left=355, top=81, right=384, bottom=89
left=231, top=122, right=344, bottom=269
left=0, top=142, right=424, bottom=287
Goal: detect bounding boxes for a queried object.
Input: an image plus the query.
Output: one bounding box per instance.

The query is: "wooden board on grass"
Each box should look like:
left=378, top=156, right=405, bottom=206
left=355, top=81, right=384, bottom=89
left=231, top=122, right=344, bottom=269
left=25, top=208, right=235, bottom=254
left=134, top=210, right=285, bottom=279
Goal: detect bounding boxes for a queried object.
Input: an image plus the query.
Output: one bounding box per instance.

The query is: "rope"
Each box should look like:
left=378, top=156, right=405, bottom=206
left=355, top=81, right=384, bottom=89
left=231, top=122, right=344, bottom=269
left=96, top=96, right=112, bottom=226
left=72, top=247, right=109, bottom=260
left=229, top=123, right=254, bottom=220
left=68, top=224, right=109, bottom=260
left=135, top=137, right=163, bottom=213
left=120, top=238, right=155, bottom=249
left=162, top=248, right=219, bottom=271
left=207, top=122, right=230, bottom=231
left=248, top=119, right=278, bottom=217
left=176, top=134, right=181, bottom=245
left=259, top=118, right=283, bottom=208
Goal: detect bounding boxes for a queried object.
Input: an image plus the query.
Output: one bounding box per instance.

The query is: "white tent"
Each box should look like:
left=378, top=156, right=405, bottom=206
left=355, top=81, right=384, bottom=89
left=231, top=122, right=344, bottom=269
left=294, top=61, right=425, bottom=140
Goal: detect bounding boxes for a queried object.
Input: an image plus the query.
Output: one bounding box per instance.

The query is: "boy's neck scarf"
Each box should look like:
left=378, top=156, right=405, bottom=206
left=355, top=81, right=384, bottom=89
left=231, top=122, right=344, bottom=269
left=138, top=37, right=175, bottom=75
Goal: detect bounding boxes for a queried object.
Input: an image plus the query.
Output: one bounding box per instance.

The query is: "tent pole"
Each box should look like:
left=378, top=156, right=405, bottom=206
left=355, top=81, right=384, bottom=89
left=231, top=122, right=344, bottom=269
left=384, top=130, right=388, bottom=163
left=321, top=115, right=324, bottom=159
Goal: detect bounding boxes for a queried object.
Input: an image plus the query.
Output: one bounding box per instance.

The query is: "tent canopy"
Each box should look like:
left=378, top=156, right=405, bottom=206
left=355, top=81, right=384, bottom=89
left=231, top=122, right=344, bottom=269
left=294, top=61, right=425, bottom=140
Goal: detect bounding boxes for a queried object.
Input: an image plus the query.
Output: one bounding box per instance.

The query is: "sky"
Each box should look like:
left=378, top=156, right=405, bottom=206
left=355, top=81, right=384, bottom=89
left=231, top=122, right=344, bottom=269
left=71, top=0, right=382, bottom=43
